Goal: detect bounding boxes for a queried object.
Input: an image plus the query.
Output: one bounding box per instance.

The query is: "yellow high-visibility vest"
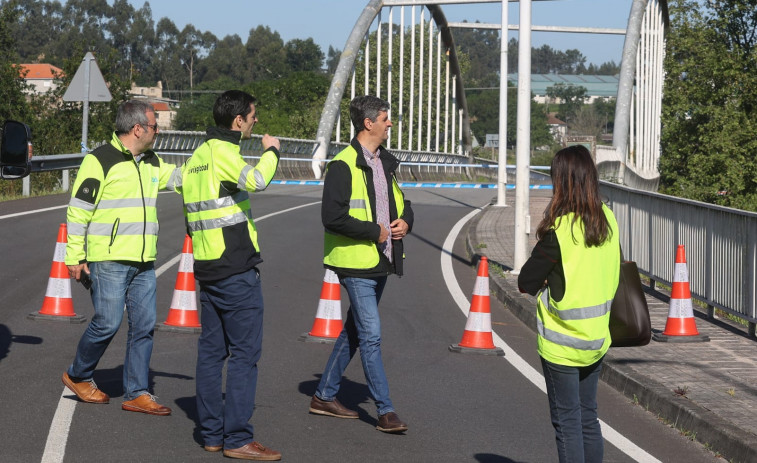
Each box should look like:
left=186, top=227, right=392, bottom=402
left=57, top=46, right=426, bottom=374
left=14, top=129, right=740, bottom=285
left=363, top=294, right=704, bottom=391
left=536, top=204, right=620, bottom=366
left=323, top=145, right=405, bottom=269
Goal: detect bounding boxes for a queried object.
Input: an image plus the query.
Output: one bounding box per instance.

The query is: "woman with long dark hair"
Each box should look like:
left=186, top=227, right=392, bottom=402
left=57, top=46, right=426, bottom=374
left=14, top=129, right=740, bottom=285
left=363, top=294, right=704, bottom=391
left=518, top=145, right=620, bottom=462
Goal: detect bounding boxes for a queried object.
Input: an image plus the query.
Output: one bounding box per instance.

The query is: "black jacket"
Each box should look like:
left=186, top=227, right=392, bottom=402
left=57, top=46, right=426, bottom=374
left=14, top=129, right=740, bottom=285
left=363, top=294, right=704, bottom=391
left=321, top=138, right=414, bottom=278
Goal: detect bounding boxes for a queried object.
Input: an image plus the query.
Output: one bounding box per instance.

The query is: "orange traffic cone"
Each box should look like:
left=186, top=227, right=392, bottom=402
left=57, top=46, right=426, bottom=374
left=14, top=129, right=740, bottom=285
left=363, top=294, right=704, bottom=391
left=156, top=235, right=201, bottom=333
left=299, top=269, right=343, bottom=343
left=449, top=257, right=504, bottom=356
left=28, top=223, right=86, bottom=323
left=653, top=245, right=709, bottom=343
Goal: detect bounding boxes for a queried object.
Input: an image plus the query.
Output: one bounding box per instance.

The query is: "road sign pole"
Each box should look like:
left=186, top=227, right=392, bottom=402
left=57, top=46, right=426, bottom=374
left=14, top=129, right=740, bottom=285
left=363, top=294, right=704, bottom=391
left=81, top=55, right=91, bottom=153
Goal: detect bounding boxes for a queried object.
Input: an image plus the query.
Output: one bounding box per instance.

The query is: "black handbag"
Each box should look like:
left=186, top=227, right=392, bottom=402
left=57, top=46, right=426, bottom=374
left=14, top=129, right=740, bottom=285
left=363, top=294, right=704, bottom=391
left=609, top=251, right=651, bottom=347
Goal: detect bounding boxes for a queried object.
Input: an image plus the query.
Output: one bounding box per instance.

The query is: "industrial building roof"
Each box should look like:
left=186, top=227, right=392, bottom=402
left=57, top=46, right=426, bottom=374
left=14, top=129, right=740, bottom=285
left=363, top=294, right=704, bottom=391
left=507, top=73, right=619, bottom=98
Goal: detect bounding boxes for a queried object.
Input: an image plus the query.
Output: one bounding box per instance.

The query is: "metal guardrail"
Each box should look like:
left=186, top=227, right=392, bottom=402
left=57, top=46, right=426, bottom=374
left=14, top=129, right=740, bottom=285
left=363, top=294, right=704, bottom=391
left=31, top=132, right=472, bottom=180
left=25, top=144, right=756, bottom=335
left=601, top=181, right=757, bottom=336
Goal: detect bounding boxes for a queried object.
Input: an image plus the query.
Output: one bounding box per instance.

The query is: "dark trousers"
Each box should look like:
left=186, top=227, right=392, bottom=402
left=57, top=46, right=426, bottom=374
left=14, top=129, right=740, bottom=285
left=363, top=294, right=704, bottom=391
left=196, top=268, right=264, bottom=449
left=541, top=356, right=604, bottom=463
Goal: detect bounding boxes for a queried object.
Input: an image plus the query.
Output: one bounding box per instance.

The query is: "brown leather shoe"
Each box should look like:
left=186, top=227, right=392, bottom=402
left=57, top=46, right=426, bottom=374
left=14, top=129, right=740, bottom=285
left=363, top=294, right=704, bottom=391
left=309, top=395, right=358, bottom=419
left=222, top=441, right=281, bottom=461
left=376, top=411, right=408, bottom=433
left=204, top=445, right=222, bottom=452
left=61, top=372, right=109, bottom=404
left=121, top=394, right=171, bottom=416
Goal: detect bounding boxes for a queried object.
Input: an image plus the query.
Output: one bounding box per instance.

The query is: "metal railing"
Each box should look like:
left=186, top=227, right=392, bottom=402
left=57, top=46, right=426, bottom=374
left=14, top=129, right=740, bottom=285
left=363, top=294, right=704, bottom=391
left=601, top=181, right=757, bottom=337
left=25, top=132, right=475, bottom=186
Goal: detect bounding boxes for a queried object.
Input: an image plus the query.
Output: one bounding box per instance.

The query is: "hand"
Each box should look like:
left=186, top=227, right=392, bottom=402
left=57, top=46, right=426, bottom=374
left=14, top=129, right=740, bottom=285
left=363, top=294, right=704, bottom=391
left=67, top=263, right=90, bottom=281
left=262, top=134, right=280, bottom=151
left=390, top=219, right=408, bottom=240
left=378, top=224, right=389, bottom=243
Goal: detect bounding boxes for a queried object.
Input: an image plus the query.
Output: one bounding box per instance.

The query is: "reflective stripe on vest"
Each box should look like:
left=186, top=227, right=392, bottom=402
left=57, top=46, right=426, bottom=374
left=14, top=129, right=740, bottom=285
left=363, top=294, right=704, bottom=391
left=180, top=139, right=276, bottom=262
left=323, top=145, right=404, bottom=270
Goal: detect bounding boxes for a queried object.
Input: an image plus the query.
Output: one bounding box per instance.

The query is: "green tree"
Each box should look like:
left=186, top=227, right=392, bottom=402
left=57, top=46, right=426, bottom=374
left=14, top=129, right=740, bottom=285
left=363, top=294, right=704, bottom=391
left=326, top=45, right=341, bottom=75
left=467, top=86, right=551, bottom=149
left=0, top=1, right=32, bottom=122
left=196, top=34, right=248, bottom=85
left=659, top=0, right=757, bottom=211
left=245, top=25, right=288, bottom=80
left=546, top=83, right=587, bottom=125
left=285, top=38, right=324, bottom=72
left=107, top=0, right=155, bottom=84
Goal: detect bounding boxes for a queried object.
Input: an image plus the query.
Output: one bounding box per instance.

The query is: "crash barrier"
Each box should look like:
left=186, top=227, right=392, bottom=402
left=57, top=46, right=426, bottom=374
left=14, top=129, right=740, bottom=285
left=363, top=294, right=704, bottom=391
left=601, top=181, right=757, bottom=337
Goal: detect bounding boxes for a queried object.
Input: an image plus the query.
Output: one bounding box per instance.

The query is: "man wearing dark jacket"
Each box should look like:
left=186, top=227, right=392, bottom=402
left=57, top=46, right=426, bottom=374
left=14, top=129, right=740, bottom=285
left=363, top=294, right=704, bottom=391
left=309, top=95, right=414, bottom=433
left=177, top=90, right=281, bottom=460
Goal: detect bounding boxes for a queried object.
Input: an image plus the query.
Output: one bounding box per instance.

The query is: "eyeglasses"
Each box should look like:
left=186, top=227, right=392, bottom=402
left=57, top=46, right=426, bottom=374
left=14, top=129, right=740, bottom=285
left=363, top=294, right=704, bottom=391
left=137, top=122, right=158, bottom=132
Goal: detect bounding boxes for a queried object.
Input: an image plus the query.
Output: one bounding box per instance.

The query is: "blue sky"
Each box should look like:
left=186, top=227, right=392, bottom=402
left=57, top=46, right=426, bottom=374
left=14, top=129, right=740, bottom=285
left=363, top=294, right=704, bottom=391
left=126, top=0, right=633, bottom=66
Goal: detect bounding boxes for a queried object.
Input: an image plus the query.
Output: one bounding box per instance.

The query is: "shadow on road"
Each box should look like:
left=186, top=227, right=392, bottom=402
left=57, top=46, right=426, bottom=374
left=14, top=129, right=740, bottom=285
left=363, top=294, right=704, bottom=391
left=0, top=324, right=43, bottom=364
left=474, top=453, right=522, bottom=463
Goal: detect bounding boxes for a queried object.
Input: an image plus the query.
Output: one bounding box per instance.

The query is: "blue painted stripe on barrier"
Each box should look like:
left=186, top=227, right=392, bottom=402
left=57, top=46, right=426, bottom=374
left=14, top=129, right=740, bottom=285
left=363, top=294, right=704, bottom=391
left=270, top=180, right=552, bottom=189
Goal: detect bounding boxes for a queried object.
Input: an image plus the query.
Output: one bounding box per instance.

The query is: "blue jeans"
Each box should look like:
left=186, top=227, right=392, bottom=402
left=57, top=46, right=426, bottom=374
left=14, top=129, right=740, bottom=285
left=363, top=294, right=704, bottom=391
left=541, top=356, right=604, bottom=463
left=68, top=261, right=156, bottom=400
left=316, top=276, right=394, bottom=416
left=196, top=268, right=264, bottom=450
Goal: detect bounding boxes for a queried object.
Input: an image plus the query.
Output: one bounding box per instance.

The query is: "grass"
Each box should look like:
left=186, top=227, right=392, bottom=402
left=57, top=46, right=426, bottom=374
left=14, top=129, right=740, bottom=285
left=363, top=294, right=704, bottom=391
left=0, top=187, right=66, bottom=201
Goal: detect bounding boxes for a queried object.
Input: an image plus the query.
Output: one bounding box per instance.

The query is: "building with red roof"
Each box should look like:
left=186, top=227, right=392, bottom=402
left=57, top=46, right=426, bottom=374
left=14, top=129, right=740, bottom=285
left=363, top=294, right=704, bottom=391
left=18, top=63, right=64, bottom=94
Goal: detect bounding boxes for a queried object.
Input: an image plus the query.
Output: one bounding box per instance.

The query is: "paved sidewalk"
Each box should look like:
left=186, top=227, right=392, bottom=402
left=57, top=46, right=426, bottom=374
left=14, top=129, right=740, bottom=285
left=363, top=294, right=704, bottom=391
left=465, top=190, right=757, bottom=463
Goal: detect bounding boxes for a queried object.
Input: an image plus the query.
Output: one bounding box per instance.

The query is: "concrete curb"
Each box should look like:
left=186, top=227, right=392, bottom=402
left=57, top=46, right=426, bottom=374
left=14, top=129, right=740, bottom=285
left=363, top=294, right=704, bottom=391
left=464, top=206, right=757, bottom=463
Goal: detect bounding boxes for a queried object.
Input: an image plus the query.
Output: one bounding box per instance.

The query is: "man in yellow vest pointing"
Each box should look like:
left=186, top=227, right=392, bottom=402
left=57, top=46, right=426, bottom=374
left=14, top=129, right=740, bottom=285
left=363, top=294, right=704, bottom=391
left=177, top=90, right=281, bottom=461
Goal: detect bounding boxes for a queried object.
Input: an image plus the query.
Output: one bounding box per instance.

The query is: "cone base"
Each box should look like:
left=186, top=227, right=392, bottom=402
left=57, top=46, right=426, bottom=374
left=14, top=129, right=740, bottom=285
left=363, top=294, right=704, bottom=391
left=155, top=322, right=202, bottom=334
left=652, top=332, right=710, bottom=343
left=298, top=332, right=338, bottom=344
left=449, top=343, right=505, bottom=356
left=27, top=312, right=87, bottom=324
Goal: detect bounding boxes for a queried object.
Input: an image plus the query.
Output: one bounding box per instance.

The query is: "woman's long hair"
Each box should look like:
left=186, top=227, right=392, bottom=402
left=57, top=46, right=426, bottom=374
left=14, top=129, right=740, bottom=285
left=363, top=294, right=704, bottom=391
left=536, top=145, right=611, bottom=247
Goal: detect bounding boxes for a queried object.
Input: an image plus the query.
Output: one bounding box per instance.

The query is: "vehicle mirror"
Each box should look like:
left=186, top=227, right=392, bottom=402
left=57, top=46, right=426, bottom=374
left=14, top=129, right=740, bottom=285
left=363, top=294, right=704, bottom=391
left=1, top=120, right=33, bottom=179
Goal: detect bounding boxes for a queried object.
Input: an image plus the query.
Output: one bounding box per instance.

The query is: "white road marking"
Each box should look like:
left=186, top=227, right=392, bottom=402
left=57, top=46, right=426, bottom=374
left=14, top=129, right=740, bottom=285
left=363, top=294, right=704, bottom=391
left=42, top=201, right=321, bottom=463
left=0, top=205, right=67, bottom=220
left=441, top=207, right=660, bottom=463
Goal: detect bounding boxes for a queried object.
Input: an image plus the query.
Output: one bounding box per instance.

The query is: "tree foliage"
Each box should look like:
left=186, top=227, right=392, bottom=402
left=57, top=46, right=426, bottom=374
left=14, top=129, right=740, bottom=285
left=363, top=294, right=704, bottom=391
left=659, top=0, right=757, bottom=211
left=546, top=83, right=588, bottom=124
left=467, top=87, right=551, bottom=149
left=0, top=1, right=32, bottom=123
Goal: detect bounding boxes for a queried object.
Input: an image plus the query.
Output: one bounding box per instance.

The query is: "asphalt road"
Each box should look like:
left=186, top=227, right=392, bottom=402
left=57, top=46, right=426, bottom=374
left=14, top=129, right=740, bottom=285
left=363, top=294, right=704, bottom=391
left=0, top=185, right=721, bottom=462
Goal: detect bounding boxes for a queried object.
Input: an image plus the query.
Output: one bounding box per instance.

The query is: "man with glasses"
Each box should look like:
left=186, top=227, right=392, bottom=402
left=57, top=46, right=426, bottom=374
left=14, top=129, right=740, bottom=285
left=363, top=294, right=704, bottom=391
left=176, top=90, right=281, bottom=460
left=62, top=100, right=180, bottom=416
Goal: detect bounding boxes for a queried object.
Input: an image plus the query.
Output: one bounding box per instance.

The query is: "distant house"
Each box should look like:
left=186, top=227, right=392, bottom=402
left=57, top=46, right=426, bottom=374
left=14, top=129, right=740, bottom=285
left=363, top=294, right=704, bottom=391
left=129, top=82, right=177, bottom=130
left=547, top=113, right=568, bottom=145
left=18, top=63, right=64, bottom=94
left=507, top=73, right=619, bottom=104
left=151, top=102, right=176, bottom=131
left=130, top=81, right=165, bottom=100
